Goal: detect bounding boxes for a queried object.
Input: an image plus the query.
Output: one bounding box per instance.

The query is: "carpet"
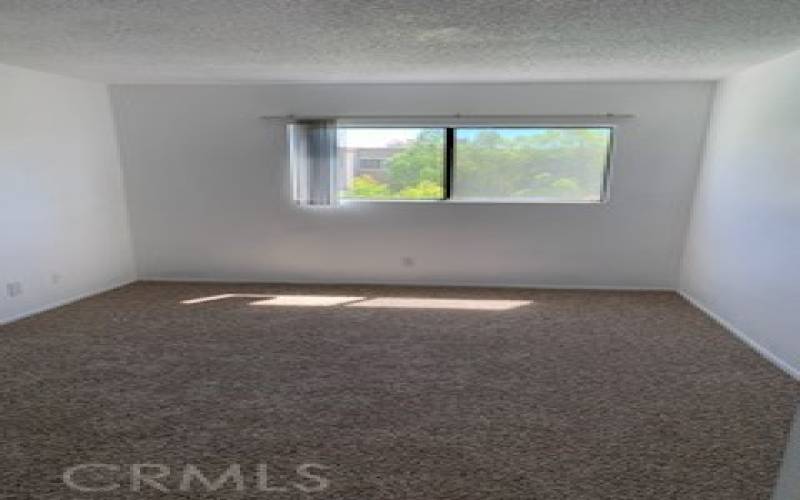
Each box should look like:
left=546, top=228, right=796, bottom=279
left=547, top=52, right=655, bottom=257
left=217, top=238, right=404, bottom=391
left=0, top=282, right=797, bottom=499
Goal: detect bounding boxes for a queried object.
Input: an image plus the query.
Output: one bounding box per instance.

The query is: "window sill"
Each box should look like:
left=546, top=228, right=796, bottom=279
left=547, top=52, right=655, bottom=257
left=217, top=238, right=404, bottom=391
left=340, top=198, right=609, bottom=205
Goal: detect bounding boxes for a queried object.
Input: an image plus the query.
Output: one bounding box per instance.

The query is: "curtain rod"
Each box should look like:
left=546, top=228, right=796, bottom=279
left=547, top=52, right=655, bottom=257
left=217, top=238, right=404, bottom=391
left=260, top=113, right=635, bottom=120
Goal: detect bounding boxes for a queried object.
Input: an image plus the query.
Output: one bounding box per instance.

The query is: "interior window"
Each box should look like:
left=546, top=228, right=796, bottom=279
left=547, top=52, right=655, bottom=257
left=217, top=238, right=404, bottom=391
left=294, top=125, right=613, bottom=204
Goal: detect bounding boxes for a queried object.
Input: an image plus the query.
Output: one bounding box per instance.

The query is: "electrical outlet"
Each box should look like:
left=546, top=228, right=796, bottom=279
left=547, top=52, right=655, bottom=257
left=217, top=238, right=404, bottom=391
left=6, top=282, right=23, bottom=298
left=402, top=257, right=415, bottom=267
left=51, top=273, right=62, bottom=285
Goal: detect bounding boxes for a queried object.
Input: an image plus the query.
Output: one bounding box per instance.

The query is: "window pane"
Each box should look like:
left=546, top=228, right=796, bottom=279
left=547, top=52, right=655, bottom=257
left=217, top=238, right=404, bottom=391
left=338, top=128, right=445, bottom=200
left=453, top=128, right=612, bottom=202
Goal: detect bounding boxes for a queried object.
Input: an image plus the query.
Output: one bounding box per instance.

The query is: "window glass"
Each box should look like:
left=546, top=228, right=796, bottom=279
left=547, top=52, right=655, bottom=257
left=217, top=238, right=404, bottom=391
left=453, top=128, right=612, bottom=202
left=338, top=128, right=445, bottom=200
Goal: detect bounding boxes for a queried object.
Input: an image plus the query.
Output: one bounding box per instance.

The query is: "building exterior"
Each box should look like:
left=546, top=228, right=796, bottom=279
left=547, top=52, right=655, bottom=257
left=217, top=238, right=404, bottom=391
left=339, top=146, right=401, bottom=189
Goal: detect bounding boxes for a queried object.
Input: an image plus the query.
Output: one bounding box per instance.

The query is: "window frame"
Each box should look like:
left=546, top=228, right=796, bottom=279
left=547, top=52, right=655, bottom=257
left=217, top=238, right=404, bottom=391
left=337, top=124, right=616, bottom=205
left=338, top=125, right=449, bottom=202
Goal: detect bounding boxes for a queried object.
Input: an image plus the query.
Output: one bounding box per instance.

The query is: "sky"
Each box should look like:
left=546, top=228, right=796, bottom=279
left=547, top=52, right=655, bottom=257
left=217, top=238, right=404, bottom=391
left=340, top=128, right=421, bottom=148
left=340, top=128, right=609, bottom=148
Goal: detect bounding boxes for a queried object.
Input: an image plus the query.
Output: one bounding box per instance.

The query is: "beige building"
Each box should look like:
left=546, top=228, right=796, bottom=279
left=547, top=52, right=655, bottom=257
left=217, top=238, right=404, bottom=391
left=339, top=146, right=402, bottom=189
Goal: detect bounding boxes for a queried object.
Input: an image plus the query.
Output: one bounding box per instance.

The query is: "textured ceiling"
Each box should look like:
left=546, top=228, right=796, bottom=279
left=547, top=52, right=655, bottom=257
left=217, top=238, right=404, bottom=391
left=1, top=0, right=800, bottom=83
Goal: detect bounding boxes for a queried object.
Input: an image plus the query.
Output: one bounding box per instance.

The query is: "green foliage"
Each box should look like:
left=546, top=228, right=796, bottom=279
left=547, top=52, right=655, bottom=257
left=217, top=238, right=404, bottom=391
left=342, top=175, right=391, bottom=198
left=454, top=129, right=609, bottom=200
left=396, top=180, right=443, bottom=199
left=384, top=129, right=445, bottom=192
left=343, top=176, right=443, bottom=200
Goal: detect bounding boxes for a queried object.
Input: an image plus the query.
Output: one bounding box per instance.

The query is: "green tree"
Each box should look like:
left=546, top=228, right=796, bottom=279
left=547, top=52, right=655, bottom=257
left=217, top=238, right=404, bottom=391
left=396, top=180, right=443, bottom=199
left=384, top=129, right=444, bottom=192
left=453, top=128, right=609, bottom=200
left=342, top=175, right=391, bottom=198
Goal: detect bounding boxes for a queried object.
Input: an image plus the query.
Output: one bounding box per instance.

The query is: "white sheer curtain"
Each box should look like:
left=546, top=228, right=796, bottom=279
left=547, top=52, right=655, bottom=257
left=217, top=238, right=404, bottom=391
left=288, top=120, right=339, bottom=206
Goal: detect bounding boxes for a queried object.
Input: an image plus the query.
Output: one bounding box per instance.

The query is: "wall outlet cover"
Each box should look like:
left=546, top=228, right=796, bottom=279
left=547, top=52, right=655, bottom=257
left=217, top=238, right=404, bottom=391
left=6, top=282, right=23, bottom=297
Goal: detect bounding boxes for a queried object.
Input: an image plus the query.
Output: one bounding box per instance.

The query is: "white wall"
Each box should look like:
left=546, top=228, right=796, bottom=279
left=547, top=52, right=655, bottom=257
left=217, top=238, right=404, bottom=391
left=111, top=82, right=713, bottom=288
left=0, top=64, right=135, bottom=324
left=681, top=50, right=800, bottom=376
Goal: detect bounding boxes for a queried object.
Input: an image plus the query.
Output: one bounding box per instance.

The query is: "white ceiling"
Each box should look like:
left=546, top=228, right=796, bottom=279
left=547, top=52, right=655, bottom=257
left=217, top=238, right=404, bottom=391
left=1, top=0, right=799, bottom=83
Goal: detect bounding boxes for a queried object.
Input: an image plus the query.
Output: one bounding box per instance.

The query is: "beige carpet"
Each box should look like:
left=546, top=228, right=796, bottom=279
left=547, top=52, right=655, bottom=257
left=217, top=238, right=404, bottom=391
left=0, top=282, right=797, bottom=499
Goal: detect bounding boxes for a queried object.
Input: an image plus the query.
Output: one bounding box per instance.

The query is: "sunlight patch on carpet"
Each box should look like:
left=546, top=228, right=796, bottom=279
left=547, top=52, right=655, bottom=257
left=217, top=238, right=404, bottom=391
left=346, top=297, right=531, bottom=311
left=250, top=295, right=364, bottom=307
left=181, top=294, right=531, bottom=310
